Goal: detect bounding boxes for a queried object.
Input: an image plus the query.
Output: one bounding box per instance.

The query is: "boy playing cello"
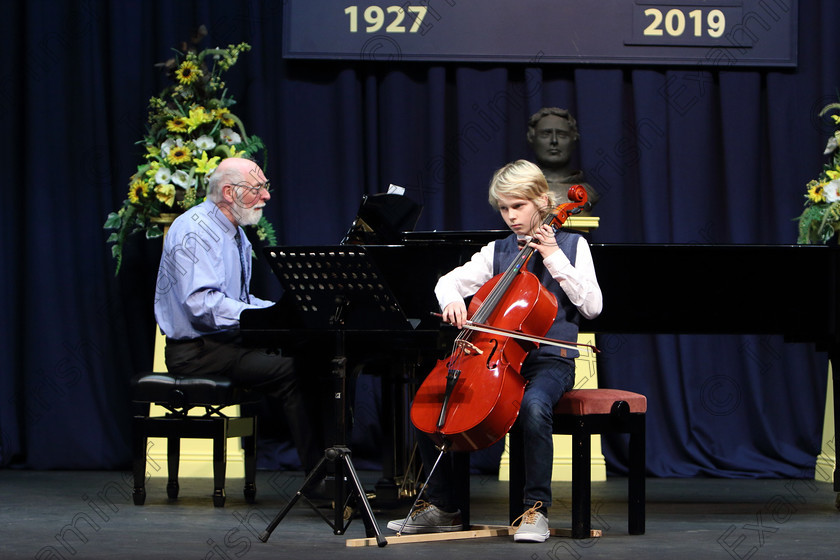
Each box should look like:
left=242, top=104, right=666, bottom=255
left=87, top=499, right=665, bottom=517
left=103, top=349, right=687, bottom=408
left=388, top=159, right=603, bottom=542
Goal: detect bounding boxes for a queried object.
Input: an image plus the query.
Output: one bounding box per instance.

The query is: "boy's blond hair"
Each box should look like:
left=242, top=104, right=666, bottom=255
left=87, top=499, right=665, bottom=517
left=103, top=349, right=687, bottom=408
left=488, top=160, right=555, bottom=214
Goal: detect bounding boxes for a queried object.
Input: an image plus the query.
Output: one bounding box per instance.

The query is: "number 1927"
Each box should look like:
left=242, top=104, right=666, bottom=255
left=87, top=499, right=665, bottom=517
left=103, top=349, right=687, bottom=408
left=344, top=5, right=428, bottom=33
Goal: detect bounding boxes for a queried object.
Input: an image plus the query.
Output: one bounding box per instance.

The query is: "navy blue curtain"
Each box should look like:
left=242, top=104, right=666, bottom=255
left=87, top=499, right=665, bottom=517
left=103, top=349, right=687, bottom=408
left=1, top=0, right=836, bottom=478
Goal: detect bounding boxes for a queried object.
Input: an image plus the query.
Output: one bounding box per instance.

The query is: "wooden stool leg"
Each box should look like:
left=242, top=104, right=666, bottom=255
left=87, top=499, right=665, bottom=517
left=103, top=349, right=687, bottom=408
left=628, top=415, right=646, bottom=535
left=167, top=436, right=180, bottom=499
left=571, top=421, right=592, bottom=539
left=453, top=452, right=470, bottom=528
left=132, top=417, right=147, bottom=505
left=243, top=417, right=257, bottom=503
left=213, top=420, right=228, bottom=507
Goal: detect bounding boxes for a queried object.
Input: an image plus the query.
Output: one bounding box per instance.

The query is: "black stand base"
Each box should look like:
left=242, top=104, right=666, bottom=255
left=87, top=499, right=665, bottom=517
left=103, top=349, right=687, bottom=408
left=259, top=446, right=387, bottom=547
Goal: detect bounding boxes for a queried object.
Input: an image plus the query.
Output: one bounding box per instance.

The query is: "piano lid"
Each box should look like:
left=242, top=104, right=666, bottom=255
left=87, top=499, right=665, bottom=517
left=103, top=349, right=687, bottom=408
left=582, top=243, right=840, bottom=343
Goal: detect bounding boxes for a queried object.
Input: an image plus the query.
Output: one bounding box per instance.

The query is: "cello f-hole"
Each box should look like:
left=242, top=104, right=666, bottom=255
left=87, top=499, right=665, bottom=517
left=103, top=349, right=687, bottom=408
left=485, top=339, right=499, bottom=369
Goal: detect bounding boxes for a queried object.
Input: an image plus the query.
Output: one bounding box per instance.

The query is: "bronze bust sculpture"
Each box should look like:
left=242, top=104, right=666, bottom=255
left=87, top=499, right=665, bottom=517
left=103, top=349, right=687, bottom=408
left=527, top=108, right=599, bottom=213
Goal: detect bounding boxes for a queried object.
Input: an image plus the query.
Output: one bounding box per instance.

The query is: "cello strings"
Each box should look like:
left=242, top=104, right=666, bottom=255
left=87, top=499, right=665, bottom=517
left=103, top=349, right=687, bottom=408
left=445, top=205, right=558, bottom=371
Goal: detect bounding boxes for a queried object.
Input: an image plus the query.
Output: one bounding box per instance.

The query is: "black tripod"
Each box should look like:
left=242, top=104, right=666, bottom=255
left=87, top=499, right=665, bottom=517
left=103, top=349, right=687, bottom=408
left=259, top=330, right=386, bottom=546
left=258, top=246, right=411, bottom=547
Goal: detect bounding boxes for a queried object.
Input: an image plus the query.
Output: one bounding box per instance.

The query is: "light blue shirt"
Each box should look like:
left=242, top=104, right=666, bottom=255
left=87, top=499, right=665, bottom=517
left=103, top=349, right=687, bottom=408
left=154, top=200, right=273, bottom=340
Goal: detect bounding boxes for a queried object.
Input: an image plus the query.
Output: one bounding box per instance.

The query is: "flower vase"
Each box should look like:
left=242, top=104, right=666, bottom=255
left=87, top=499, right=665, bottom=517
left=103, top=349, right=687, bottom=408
left=151, top=213, right=179, bottom=236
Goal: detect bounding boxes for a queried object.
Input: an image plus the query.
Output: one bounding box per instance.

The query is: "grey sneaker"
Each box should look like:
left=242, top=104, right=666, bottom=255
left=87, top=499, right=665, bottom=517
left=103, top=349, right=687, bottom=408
left=386, top=501, right=463, bottom=534
left=513, top=502, right=550, bottom=543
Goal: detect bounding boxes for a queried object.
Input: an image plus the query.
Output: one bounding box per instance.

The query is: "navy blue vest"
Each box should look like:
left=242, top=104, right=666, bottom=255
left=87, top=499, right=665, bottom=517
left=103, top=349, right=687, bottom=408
left=492, top=230, right=582, bottom=359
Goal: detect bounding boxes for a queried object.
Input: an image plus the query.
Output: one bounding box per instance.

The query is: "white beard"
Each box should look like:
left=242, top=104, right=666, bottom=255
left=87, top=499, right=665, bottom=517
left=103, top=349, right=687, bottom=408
left=233, top=204, right=263, bottom=226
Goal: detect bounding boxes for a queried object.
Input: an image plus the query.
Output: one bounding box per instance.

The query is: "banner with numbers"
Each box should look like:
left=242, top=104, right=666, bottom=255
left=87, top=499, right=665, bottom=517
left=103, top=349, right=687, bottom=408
left=282, top=0, right=797, bottom=67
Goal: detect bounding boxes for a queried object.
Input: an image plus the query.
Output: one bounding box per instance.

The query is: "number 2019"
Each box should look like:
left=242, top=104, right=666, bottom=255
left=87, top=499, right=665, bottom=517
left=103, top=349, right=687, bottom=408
left=643, top=8, right=726, bottom=38
left=344, top=5, right=428, bottom=33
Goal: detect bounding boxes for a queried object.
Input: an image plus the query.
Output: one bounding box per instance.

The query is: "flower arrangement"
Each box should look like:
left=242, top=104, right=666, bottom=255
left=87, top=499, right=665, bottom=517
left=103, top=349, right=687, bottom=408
left=797, top=101, right=840, bottom=244
left=104, top=34, right=276, bottom=273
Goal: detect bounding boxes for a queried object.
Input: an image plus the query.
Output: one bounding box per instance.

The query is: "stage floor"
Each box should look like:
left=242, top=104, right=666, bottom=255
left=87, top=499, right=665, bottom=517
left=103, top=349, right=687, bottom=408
left=1, top=469, right=837, bottom=559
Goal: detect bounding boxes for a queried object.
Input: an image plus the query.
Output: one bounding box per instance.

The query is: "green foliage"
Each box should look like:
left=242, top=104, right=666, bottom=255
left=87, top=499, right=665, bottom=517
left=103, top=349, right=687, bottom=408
left=797, top=104, right=840, bottom=245
left=104, top=38, right=276, bottom=274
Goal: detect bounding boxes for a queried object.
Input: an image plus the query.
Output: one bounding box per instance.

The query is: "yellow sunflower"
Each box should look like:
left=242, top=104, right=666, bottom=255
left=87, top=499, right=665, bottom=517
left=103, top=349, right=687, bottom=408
left=807, top=181, right=827, bottom=203
left=175, top=60, right=202, bottom=85
left=128, top=179, right=149, bottom=204
left=166, top=117, right=188, bottom=133
left=213, top=108, right=235, bottom=127
left=166, top=146, right=191, bottom=165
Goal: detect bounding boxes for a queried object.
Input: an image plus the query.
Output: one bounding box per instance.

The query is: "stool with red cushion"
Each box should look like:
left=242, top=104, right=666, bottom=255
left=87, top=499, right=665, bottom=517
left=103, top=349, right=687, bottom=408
left=508, top=388, right=647, bottom=538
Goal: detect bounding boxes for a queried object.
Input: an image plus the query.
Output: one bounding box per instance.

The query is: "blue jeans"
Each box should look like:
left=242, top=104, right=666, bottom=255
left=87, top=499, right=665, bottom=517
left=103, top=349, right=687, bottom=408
left=518, top=352, right=575, bottom=508
left=416, top=351, right=574, bottom=511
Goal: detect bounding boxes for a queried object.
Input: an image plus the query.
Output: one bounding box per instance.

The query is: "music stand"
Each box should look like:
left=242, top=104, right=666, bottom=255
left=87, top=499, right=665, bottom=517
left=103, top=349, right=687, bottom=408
left=259, top=246, right=413, bottom=548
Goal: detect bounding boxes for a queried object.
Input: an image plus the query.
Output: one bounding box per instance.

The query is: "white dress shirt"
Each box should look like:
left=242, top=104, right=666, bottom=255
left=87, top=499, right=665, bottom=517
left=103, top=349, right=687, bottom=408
left=434, top=236, right=603, bottom=319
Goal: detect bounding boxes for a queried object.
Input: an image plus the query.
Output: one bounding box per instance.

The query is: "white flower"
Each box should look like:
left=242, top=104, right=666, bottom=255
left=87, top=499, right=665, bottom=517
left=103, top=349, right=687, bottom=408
left=826, top=179, right=840, bottom=203
left=161, top=138, right=176, bottom=156
left=172, top=169, right=191, bottom=188
left=154, top=167, right=172, bottom=185
left=825, top=135, right=838, bottom=156
left=220, top=127, right=242, bottom=145
left=195, top=135, right=216, bottom=151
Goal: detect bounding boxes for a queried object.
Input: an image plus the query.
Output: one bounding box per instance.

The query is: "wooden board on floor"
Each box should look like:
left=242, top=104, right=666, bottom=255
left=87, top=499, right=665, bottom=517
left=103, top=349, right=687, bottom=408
left=346, top=525, right=602, bottom=547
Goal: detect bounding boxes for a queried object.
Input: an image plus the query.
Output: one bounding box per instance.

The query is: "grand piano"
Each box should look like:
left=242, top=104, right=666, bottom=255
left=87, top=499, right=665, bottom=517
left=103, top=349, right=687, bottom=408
left=242, top=239, right=840, bottom=499
left=586, top=243, right=839, bottom=494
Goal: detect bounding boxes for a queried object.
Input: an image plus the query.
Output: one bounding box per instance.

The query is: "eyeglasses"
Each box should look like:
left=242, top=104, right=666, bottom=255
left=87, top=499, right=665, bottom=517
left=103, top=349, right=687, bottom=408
left=227, top=181, right=271, bottom=194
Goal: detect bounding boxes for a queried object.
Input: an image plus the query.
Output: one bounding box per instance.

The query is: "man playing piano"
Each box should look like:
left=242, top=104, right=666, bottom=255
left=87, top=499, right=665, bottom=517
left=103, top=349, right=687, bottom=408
left=153, top=157, right=321, bottom=475
left=388, top=160, right=603, bottom=542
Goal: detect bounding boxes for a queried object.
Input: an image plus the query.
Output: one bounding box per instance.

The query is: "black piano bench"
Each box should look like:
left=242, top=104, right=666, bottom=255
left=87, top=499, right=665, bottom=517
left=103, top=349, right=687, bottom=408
left=509, top=388, right=647, bottom=538
left=130, top=372, right=260, bottom=507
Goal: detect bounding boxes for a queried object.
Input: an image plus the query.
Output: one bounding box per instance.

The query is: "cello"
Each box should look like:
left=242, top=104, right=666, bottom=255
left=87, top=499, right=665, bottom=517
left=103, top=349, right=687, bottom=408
left=410, top=185, right=591, bottom=453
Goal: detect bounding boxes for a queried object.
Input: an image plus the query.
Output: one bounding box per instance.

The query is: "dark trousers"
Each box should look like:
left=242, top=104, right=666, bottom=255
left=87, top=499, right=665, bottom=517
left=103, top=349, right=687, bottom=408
left=164, top=332, right=322, bottom=473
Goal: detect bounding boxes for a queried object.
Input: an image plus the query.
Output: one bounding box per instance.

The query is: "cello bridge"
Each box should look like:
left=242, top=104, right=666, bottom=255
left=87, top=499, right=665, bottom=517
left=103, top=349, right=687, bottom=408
left=455, top=340, right=483, bottom=355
